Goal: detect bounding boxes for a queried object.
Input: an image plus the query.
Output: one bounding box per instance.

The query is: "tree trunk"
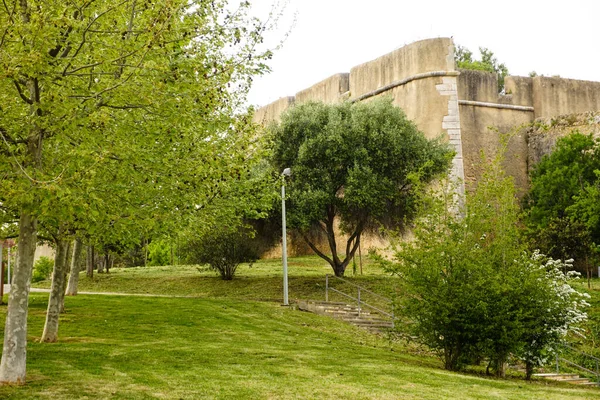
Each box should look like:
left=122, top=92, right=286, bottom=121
left=58, top=241, right=72, bottom=313
left=66, top=239, right=83, bottom=296
left=0, top=242, right=4, bottom=305
left=40, top=240, right=69, bottom=343
left=97, top=255, right=105, bottom=273
left=525, top=361, right=534, bottom=380
left=86, top=245, right=94, bottom=278
left=0, top=211, right=37, bottom=384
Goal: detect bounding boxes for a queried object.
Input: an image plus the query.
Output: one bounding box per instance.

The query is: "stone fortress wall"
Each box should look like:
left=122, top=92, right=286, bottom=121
left=255, top=38, right=600, bottom=256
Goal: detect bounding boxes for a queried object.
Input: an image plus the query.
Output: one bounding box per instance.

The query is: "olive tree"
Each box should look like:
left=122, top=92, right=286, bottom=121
left=269, top=98, right=452, bottom=276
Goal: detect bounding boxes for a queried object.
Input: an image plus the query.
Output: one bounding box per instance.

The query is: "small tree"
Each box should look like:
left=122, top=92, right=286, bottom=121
left=524, top=132, right=600, bottom=279
left=269, top=98, right=453, bottom=276
left=186, top=227, right=259, bottom=280
left=456, top=45, right=509, bottom=93
left=32, top=257, right=54, bottom=283
left=386, top=152, right=588, bottom=376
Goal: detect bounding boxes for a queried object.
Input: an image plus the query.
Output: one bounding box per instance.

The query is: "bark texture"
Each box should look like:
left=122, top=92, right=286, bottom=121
left=65, top=239, right=82, bottom=296
left=0, top=212, right=37, bottom=384
left=40, top=240, right=69, bottom=343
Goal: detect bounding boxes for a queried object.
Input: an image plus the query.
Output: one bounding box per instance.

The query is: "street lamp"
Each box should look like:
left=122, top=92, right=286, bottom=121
left=281, top=167, right=291, bottom=306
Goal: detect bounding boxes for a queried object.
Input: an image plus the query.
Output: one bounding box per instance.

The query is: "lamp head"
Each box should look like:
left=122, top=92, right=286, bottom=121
left=282, top=168, right=291, bottom=177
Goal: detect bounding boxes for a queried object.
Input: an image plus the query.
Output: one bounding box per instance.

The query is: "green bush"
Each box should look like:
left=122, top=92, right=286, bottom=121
left=382, top=153, right=589, bottom=377
left=147, top=239, right=171, bottom=266
left=32, top=256, right=54, bottom=283
left=185, top=227, right=258, bottom=280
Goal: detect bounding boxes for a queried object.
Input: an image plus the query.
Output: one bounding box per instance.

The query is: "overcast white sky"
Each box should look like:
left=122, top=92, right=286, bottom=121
left=246, top=0, right=600, bottom=107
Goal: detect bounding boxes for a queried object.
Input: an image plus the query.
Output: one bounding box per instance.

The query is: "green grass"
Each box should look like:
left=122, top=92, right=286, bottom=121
left=0, top=293, right=598, bottom=399
left=5, top=257, right=599, bottom=398
left=32, top=256, right=401, bottom=304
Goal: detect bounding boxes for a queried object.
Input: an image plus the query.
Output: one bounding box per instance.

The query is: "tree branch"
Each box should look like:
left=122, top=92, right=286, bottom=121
left=301, top=233, right=334, bottom=268
left=61, top=0, right=130, bottom=75
left=12, top=79, right=33, bottom=104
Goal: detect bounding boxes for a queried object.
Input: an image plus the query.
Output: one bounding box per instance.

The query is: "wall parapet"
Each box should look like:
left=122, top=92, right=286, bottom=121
left=350, top=70, right=460, bottom=103
left=458, top=100, right=535, bottom=112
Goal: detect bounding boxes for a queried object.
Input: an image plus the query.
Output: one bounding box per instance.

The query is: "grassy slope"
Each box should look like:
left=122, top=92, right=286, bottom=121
left=1, top=257, right=594, bottom=399
left=0, top=293, right=597, bottom=400
left=32, top=257, right=401, bottom=303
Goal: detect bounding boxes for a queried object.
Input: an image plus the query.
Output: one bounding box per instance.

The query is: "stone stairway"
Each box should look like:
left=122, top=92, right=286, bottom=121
left=534, top=373, right=599, bottom=386
left=297, top=300, right=394, bottom=332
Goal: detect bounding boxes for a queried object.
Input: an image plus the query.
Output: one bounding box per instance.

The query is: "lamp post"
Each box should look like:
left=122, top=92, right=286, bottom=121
left=281, top=167, right=291, bottom=306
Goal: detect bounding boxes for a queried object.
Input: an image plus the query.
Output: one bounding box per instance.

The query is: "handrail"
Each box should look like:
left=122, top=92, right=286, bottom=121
left=562, top=343, right=600, bottom=364
left=559, top=357, right=599, bottom=379
left=327, top=287, right=394, bottom=319
left=326, top=274, right=393, bottom=304
left=555, top=343, right=600, bottom=384
left=325, top=274, right=396, bottom=327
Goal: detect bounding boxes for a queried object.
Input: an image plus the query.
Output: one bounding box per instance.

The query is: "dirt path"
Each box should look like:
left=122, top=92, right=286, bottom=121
left=3, top=284, right=195, bottom=298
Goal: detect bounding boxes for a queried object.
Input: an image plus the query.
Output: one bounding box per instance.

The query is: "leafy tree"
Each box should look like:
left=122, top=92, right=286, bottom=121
left=385, top=153, right=588, bottom=376
left=0, top=0, right=274, bottom=384
left=524, top=132, right=600, bottom=279
left=184, top=226, right=259, bottom=280
left=147, top=239, right=172, bottom=267
left=32, top=256, right=54, bottom=283
left=269, top=99, right=453, bottom=276
left=456, top=45, right=509, bottom=92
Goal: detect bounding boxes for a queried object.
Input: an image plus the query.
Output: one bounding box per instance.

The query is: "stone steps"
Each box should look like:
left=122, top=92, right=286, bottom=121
left=297, top=300, right=393, bottom=332
left=533, top=373, right=598, bottom=386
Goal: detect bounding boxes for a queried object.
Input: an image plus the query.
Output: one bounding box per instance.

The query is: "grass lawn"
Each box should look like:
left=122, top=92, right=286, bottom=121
left=0, top=293, right=598, bottom=399
left=31, top=256, right=401, bottom=303
left=3, top=257, right=597, bottom=398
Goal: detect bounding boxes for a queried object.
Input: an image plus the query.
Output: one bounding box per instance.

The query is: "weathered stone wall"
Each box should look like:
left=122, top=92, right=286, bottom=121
left=533, top=77, right=600, bottom=119
left=254, top=37, right=600, bottom=258
left=253, top=96, right=295, bottom=125
left=295, top=73, right=349, bottom=104
left=526, top=111, right=600, bottom=168
left=457, top=70, right=534, bottom=196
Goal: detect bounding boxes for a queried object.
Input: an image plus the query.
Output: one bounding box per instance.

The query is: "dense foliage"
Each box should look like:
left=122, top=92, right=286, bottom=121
left=0, top=0, right=277, bottom=383
left=455, top=45, right=509, bottom=92
left=184, top=227, right=259, bottom=280
left=524, top=132, right=600, bottom=279
left=383, top=155, right=589, bottom=376
left=32, top=256, right=54, bottom=283
left=269, top=98, right=453, bottom=276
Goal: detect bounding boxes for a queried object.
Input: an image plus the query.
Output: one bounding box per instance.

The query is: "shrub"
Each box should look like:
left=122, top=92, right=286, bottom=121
left=384, top=153, right=589, bottom=377
left=185, top=227, right=258, bottom=280
left=147, top=239, right=171, bottom=266
left=32, top=256, right=54, bottom=283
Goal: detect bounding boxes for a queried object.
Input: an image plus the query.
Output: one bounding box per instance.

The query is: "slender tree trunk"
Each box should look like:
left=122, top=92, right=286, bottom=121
left=0, top=242, right=4, bottom=305
left=0, top=211, right=38, bottom=384
left=525, top=361, right=534, bottom=380
left=97, top=254, right=105, bottom=273
left=66, top=239, right=82, bottom=296
left=358, top=241, right=363, bottom=275
left=86, top=245, right=94, bottom=278
left=40, top=240, right=69, bottom=343
left=58, top=241, right=71, bottom=314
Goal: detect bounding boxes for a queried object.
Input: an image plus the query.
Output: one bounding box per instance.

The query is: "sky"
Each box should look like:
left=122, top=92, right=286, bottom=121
left=246, top=0, right=600, bottom=107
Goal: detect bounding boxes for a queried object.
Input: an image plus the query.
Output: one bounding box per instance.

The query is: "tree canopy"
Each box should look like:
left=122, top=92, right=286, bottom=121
left=0, top=0, right=276, bottom=384
left=384, top=153, right=589, bottom=376
left=455, top=45, right=509, bottom=92
left=268, top=98, right=453, bottom=276
left=524, top=132, right=600, bottom=276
